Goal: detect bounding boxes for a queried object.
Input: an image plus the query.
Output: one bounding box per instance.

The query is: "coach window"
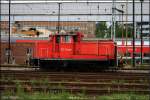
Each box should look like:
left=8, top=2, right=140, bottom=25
left=144, top=53, right=150, bottom=57
left=134, top=53, right=141, bottom=57
left=124, top=52, right=131, bottom=57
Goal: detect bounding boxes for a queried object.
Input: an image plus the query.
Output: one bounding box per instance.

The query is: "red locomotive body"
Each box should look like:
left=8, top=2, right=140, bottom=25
left=16, top=32, right=117, bottom=68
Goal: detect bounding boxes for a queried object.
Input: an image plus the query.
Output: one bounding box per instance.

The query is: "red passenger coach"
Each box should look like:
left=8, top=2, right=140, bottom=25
left=117, top=40, right=150, bottom=62
left=16, top=32, right=117, bottom=68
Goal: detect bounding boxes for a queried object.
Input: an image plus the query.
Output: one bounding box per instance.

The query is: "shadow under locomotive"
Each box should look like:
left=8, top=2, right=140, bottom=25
left=31, top=58, right=116, bottom=71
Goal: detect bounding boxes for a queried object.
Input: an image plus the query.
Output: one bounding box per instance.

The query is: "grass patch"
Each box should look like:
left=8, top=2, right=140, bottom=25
left=1, top=90, right=149, bottom=100
left=1, top=91, right=86, bottom=100
left=97, top=93, right=150, bottom=100
left=1, top=79, right=149, bottom=100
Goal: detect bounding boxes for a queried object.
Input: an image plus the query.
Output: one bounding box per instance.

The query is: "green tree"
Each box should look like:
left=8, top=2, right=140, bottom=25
left=126, top=26, right=132, bottom=38
left=108, top=22, right=132, bottom=38
left=95, top=22, right=108, bottom=38
left=95, top=22, right=132, bottom=38
left=116, top=22, right=123, bottom=37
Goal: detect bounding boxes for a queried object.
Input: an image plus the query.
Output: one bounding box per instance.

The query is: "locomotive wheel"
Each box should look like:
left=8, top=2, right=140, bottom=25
left=63, top=61, right=68, bottom=67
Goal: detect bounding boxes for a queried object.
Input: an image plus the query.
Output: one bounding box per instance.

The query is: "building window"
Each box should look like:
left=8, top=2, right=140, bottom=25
left=26, top=48, right=32, bottom=54
left=5, top=48, right=11, bottom=56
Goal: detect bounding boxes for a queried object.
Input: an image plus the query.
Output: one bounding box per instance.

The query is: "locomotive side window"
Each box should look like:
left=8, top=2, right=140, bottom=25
left=56, top=36, right=60, bottom=43
left=73, top=36, right=78, bottom=42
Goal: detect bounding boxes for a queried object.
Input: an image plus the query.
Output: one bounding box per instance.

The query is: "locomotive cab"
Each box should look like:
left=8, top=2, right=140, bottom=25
left=47, top=32, right=84, bottom=58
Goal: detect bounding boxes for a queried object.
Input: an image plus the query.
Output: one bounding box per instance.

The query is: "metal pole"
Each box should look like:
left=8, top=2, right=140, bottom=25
left=149, top=0, right=150, bottom=65
left=8, top=0, right=11, bottom=64
left=112, top=0, right=117, bottom=66
left=57, top=3, right=61, bottom=34
left=113, top=0, right=116, bottom=41
left=125, top=0, right=128, bottom=63
left=112, top=0, right=116, bottom=41
left=140, top=0, right=143, bottom=64
left=121, top=5, right=124, bottom=45
left=132, top=0, right=135, bottom=67
left=111, top=2, right=113, bottom=39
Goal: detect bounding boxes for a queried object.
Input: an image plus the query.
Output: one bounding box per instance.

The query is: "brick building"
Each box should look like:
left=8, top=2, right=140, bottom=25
left=1, top=21, right=96, bottom=37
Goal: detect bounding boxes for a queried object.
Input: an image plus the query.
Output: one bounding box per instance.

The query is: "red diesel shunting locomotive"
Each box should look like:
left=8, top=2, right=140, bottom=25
left=16, top=32, right=117, bottom=68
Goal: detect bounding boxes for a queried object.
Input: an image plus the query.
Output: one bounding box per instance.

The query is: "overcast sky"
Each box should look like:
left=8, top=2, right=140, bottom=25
left=1, top=0, right=150, bottom=22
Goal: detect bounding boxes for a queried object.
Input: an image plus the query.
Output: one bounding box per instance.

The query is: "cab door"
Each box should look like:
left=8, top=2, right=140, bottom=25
left=60, top=35, right=74, bottom=58
left=52, top=35, right=74, bottom=58
left=53, top=35, right=60, bottom=58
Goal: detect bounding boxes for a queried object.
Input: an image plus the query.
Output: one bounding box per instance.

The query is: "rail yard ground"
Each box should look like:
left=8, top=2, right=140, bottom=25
left=0, top=65, right=150, bottom=100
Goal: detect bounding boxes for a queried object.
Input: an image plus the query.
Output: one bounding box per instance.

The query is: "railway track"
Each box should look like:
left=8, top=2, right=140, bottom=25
left=1, top=70, right=150, bottom=95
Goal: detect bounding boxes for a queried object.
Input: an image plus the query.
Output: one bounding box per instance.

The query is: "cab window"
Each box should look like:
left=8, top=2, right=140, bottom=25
left=64, top=36, right=71, bottom=43
left=73, top=36, right=78, bottom=42
left=56, top=36, right=60, bottom=43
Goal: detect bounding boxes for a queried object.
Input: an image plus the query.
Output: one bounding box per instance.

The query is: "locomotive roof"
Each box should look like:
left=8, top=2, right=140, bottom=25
left=51, top=33, right=77, bottom=36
